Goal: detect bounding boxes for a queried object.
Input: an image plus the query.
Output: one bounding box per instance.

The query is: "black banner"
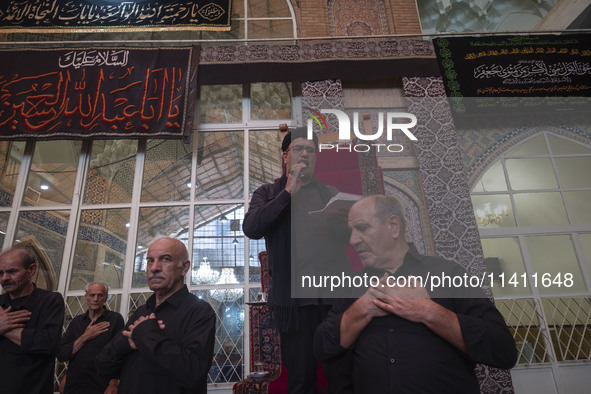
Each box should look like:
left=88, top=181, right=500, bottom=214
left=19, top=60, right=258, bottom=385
left=0, top=0, right=231, bottom=31
left=434, top=34, right=591, bottom=97
left=0, top=47, right=199, bottom=140
left=433, top=34, right=591, bottom=122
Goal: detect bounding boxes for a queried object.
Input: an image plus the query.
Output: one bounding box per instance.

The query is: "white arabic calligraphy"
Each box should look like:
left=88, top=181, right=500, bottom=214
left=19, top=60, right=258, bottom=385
left=58, top=50, right=129, bottom=69
left=0, top=0, right=226, bottom=26
left=474, top=61, right=591, bottom=80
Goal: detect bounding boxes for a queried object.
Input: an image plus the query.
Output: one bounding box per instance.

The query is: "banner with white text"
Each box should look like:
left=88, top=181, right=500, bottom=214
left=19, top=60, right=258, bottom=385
left=0, top=0, right=231, bottom=32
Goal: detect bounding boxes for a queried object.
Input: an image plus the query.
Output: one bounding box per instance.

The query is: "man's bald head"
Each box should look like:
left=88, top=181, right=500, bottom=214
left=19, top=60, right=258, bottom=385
left=348, top=195, right=408, bottom=270
left=146, top=238, right=191, bottom=300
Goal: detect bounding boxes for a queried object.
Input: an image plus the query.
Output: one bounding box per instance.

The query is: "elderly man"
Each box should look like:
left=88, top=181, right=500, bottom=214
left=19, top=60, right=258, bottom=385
left=314, top=195, right=517, bottom=393
left=243, top=127, right=353, bottom=393
left=58, top=282, right=124, bottom=394
left=97, top=237, right=216, bottom=394
left=0, top=247, right=65, bottom=394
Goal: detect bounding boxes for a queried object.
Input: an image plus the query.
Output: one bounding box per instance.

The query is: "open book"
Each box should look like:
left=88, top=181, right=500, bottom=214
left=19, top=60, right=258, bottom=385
left=308, top=192, right=362, bottom=217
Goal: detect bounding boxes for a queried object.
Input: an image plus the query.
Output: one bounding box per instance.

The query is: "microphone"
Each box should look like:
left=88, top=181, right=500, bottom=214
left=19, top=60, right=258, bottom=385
left=299, top=164, right=308, bottom=179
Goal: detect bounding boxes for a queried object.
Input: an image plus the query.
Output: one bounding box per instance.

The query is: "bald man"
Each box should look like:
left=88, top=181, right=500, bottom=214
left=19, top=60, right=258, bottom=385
left=314, top=195, right=517, bottom=393
left=97, top=238, right=216, bottom=394
left=0, top=247, right=65, bottom=394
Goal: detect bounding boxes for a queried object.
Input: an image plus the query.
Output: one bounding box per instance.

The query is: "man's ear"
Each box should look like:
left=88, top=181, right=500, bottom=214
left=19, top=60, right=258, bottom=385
left=386, top=215, right=401, bottom=239
left=281, top=151, right=288, bottom=173
left=28, top=262, right=37, bottom=276
left=181, top=260, right=191, bottom=276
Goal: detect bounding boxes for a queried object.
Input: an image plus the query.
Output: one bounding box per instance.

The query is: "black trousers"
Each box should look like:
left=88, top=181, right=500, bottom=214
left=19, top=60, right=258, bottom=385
left=280, top=305, right=353, bottom=394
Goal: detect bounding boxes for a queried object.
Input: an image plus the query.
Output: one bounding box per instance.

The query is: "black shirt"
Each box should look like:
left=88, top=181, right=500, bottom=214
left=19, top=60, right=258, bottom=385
left=243, top=175, right=351, bottom=330
left=96, top=286, right=216, bottom=394
left=57, top=308, right=124, bottom=394
left=0, top=286, right=65, bottom=394
left=314, top=247, right=517, bottom=394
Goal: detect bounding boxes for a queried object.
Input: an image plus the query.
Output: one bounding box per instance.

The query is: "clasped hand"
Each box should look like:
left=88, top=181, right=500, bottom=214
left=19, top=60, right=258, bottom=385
left=0, top=306, right=31, bottom=335
left=122, top=313, right=165, bottom=349
left=365, top=273, right=434, bottom=324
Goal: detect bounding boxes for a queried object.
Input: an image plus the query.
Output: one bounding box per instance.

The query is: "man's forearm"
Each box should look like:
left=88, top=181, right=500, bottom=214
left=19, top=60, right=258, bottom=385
left=71, top=335, right=88, bottom=355
left=3, top=327, right=23, bottom=346
left=340, top=301, right=373, bottom=348
left=104, top=379, right=119, bottom=394
left=422, top=303, right=467, bottom=354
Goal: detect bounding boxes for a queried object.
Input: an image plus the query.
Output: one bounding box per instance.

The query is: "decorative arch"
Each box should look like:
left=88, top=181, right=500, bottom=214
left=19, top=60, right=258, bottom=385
left=384, top=178, right=436, bottom=256
left=468, top=126, right=591, bottom=189
left=328, top=0, right=389, bottom=36
left=14, top=236, right=57, bottom=291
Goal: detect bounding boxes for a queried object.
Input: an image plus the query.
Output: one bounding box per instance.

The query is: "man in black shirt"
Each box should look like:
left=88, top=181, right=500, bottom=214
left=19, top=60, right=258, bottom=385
left=97, top=237, right=216, bottom=394
left=58, top=282, right=124, bottom=394
left=0, top=247, right=65, bottom=394
left=314, top=195, right=517, bottom=393
left=243, top=127, right=352, bottom=393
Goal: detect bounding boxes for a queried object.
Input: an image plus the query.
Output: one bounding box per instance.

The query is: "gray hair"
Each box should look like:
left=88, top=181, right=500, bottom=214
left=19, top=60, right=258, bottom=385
left=372, top=195, right=407, bottom=231
left=85, top=282, right=109, bottom=295
left=0, top=247, right=37, bottom=269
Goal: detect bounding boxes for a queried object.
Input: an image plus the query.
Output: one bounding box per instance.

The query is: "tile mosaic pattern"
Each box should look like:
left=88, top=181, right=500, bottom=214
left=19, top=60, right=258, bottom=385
left=383, top=180, right=426, bottom=255
left=328, top=0, right=388, bottom=36
left=301, top=79, right=385, bottom=195
left=402, top=76, right=514, bottom=394
left=200, top=39, right=434, bottom=64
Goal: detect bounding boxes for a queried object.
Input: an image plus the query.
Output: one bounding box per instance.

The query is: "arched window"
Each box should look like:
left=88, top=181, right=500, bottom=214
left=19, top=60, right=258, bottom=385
left=471, top=130, right=591, bottom=392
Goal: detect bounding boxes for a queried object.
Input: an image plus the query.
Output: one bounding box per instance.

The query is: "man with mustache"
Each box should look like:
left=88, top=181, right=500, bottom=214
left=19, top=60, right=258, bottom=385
left=244, top=127, right=352, bottom=393
left=97, top=237, right=216, bottom=394
left=58, top=282, right=124, bottom=394
left=314, top=195, right=517, bottom=393
left=0, top=247, right=65, bottom=394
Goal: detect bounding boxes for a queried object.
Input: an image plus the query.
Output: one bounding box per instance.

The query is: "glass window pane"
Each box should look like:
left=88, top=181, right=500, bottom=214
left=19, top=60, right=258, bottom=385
left=248, top=19, right=294, bottom=39
left=128, top=292, right=154, bottom=318
left=541, top=297, right=591, bottom=361
left=85, top=140, right=137, bottom=204
left=249, top=129, right=282, bottom=194
left=65, top=294, right=122, bottom=327
left=0, top=211, right=9, bottom=246
left=472, top=160, right=507, bottom=192
left=69, top=208, right=130, bottom=291
left=199, top=85, right=243, bottom=124
left=249, top=239, right=267, bottom=285
left=244, top=131, right=290, bottom=289
left=233, top=0, right=244, bottom=17
left=525, top=235, right=586, bottom=294
left=134, top=206, right=190, bottom=288
left=248, top=0, right=291, bottom=17
left=193, top=290, right=244, bottom=384
left=196, top=131, right=244, bottom=200
left=514, top=192, right=568, bottom=227
left=192, top=205, right=245, bottom=285
left=142, top=139, right=192, bottom=202
left=506, top=158, right=558, bottom=190
left=547, top=135, right=591, bottom=155
left=0, top=141, right=25, bottom=207
left=564, top=191, right=591, bottom=225
left=25, top=140, right=82, bottom=206
left=15, top=210, right=69, bottom=291
left=496, top=298, right=551, bottom=364
left=555, top=157, right=591, bottom=189
left=471, top=194, right=515, bottom=228
left=481, top=238, right=530, bottom=297
left=506, top=135, right=549, bottom=156
left=195, top=19, right=245, bottom=42
left=580, top=234, right=591, bottom=277
left=251, top=83, right=292, bottom=121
